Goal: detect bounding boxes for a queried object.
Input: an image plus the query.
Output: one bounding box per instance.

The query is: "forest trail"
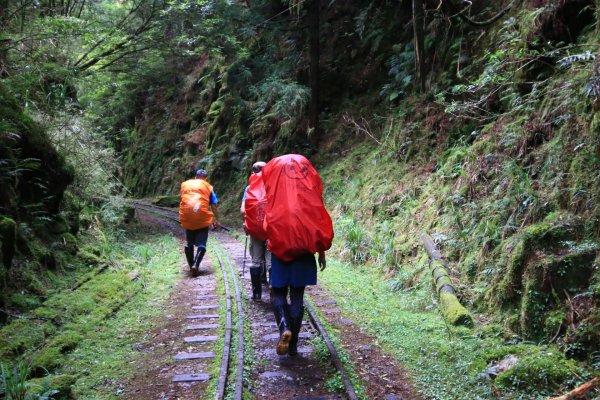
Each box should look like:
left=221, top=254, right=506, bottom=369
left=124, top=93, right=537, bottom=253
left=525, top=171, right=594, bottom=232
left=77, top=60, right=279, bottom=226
left=125, top=206, right=422, bottom=399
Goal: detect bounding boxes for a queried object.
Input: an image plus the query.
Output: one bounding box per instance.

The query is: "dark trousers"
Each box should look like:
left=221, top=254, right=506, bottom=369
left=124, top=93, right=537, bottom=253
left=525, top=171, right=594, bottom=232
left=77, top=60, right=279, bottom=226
left=186, top=227, right=209, bottom=248
left=271, top=286, right=305, bottom=319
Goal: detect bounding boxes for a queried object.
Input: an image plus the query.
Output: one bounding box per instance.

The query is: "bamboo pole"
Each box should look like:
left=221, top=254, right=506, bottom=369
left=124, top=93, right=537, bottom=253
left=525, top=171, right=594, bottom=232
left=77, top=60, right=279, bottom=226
left=422, top=233, right=474, bottom=327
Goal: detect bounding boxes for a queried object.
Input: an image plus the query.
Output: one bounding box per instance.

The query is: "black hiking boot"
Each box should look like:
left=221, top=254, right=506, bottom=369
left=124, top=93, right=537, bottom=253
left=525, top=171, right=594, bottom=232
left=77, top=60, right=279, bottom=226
left=184, top=245, right=194, bottom=268
left=288, top=314, right=303, bottom=356
left=192, top=247, right=206, bottom=276
left=261, top=263, right=268, bottom=284
left=250, top=267, right=262, bottom=300
left=273, top=305, right=292, bottom=355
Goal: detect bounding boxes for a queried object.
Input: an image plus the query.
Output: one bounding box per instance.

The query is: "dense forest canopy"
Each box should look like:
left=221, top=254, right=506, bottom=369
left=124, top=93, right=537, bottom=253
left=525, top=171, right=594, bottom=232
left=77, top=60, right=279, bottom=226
left=1, top=0, right=600, bottom=398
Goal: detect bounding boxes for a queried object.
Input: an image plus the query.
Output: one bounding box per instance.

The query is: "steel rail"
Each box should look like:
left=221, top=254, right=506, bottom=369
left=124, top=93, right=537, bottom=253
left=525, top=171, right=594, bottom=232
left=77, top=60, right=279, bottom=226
left=213, top=241, right=245, bottom=400
left=132, top=202, right=239, bottom=399
left=132, top=202, right=180, bottom=223
left=305, top=301, right=358, bottom=400
left=131, top=202, right=357, bottom=400
left=212, top=245, right=233, bottom=400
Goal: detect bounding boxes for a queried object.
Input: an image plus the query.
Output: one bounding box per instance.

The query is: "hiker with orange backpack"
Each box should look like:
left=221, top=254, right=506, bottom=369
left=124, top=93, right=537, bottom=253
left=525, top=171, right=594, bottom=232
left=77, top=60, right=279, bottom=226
left=261, top=154, right=333, bottom=356
left=240, top=161, right=270, bottom=300
left=179, top=169, right=220, bottom=276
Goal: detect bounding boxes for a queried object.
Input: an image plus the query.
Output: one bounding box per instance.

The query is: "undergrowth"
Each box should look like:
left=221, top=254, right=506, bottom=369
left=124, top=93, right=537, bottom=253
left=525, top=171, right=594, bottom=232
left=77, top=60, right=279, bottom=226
left=0, top=223, right=182, bottom=399
left=318, top=259, right=596, bottom=400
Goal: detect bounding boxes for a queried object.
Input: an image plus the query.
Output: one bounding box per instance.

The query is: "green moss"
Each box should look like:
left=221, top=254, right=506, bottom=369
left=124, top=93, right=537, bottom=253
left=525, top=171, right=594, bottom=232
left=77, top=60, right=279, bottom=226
left=483, top=344, right=531, bottom=365
left=495, top=351, right=583, bottom=393
left=8, top=292, right=42, bottom=310
left=494, top=212, right=582, bottom=307
left=437, top=146, right=468, bottom=179
left=77, top=248, right=103, bottom=265
left=439, top=291, right=474, bottom=326
left=30, top=331, right=82, bottom=374
left=463, top=253, right=479, bottom=283
left=59, top=232, right=79, bottom=255
left=543, top=310, right=566, bottom=338
left=153, top=195, right=179, bottom=207
left=0, top=319, right=54, bottom=360
left=495, top=241, right=526, bottom=305
left=519, top=261, right=547, bottom=338
left=27, top=374, right=77, bottom=397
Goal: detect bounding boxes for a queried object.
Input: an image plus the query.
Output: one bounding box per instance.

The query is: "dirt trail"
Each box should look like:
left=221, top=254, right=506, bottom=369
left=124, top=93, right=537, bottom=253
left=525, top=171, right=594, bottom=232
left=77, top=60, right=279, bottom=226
left=120, top=211, right=219, bottom=400
left=120, top=209, right=422, bottom=399
left=215, top=231, right=341, bottom=399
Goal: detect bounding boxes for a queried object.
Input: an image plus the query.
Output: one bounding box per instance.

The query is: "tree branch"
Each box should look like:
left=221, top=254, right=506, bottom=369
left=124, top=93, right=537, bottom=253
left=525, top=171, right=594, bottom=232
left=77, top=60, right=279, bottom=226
left=96, top=45, right=152, bottom=71
left=446, top=0, right=523, bottom=27
left=73, top=0, right=145, bottom=67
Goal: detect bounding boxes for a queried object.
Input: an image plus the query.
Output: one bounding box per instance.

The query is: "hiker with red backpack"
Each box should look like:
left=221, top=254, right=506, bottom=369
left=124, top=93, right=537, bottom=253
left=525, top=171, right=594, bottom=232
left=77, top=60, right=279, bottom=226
left=179, top=169, right=220, bottom=276
left=261, top=154, right=334, bottom=356
left=240, top=161, right=270, bottom=300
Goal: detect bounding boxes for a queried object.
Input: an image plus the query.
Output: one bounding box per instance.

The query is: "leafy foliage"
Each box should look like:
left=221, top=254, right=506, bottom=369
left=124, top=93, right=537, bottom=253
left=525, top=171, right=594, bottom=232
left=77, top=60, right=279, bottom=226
left=0, top=361, right=33, bottom=400
left=250, top=76, right=310, bottom=138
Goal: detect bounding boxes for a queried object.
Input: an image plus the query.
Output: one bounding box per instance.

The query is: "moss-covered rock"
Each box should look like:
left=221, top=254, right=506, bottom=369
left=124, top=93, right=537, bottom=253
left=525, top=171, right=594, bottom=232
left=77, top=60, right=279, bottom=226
left=495, top=350, right=583, bottom=394
left=0, top=82, right=78, bottom=312
left=77, top=248, right=103, bottom=266
left=494, top=212, right=584, bottom=306
left=27, top=373, right=77, bottom=398
left=0, top=84, right=74, bottom=218
left=0, top=319, right=55, bottom=360
left=152, top=195, right=179, bottom=208
left=59, top=233, right=79, bottom=255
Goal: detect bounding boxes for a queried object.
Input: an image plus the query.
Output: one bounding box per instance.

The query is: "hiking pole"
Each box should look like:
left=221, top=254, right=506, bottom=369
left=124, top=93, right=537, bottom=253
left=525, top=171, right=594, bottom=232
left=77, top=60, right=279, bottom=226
left=219, top=224, right=232, bottom=232
left=242, top=235, right=248, bottom=278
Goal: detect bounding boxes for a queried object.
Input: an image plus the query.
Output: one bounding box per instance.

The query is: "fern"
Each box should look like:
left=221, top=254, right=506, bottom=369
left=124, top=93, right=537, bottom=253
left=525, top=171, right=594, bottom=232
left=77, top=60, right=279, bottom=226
left=584, top=76, right=600, bottom=98
left=250, top=76, right=310, bottom=138
left=0, top=362, right=35, bottom=400
left=557, top=51, right=596, bottom=68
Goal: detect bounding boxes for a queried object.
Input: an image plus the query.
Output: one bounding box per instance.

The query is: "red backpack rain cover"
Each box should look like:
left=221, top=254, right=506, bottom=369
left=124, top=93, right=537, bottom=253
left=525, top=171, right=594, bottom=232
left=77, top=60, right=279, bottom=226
left=262, top=154, right=334, bottom=262
left=243, top=172, right=268, bottom=241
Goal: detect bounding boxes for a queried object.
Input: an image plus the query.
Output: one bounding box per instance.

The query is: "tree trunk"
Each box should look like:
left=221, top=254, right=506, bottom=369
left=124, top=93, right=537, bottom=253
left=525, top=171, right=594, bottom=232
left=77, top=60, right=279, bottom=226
left=308, top=0, right=320, bottom=145
left=422, top=234, right=474, bottom=327
left=412, top=0, right=425, bottom=92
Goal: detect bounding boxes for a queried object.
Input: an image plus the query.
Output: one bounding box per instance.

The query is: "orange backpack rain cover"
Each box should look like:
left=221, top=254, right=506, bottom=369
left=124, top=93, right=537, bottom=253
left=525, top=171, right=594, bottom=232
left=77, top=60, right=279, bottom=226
left=262, top=154, right=334, bottom=262
left=243, top=172, right=268, bottom=241
left=179, top=179, right=214, bottom=230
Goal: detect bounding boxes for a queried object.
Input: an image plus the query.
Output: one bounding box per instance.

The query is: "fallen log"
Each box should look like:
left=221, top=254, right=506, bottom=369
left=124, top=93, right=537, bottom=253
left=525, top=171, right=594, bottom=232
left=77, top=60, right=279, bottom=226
left=549, top=377, right=600, bottom=400
left=422, top=233, right=474, bottom=327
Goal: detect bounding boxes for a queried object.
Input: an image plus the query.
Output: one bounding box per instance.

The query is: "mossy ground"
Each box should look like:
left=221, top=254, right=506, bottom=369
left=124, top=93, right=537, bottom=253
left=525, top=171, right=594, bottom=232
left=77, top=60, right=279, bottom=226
left=318, top=259, right=596, bottom=399
left=0, top=222, right=182, bottom=398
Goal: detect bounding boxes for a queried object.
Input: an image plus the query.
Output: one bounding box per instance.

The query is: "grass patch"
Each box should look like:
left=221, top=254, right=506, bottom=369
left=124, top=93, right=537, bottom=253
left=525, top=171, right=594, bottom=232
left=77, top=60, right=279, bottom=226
left=305, top=298, right=368, bottom=400
left=319, top=259, right=593, bottom=400
left=1, top=223, right=183, bottom=399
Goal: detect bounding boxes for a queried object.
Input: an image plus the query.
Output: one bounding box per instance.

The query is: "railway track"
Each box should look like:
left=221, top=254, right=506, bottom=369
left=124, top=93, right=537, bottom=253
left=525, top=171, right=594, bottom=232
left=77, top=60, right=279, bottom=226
left=132, top=201, right=358, bottom=400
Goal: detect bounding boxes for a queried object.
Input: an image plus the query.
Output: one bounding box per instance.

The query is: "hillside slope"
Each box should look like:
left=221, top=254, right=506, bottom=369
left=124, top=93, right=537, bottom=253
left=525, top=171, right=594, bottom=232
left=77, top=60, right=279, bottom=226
left=118, top=0, right=600, bottom=395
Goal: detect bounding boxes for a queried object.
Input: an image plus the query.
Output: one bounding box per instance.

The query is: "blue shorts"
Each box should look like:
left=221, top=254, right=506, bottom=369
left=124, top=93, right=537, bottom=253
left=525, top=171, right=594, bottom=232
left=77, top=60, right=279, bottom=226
left=270, top=253, right=317, bottom=288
